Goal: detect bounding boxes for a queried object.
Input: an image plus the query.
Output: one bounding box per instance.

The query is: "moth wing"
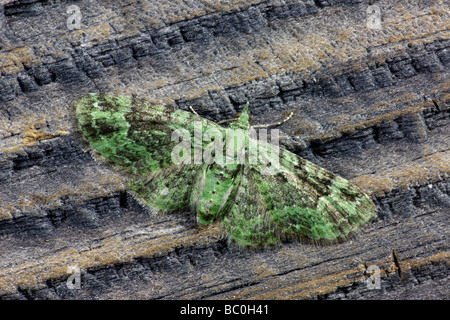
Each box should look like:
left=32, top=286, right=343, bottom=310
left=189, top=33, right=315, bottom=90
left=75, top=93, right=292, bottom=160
left=128, top=163, right=204, bottom=215
left=75, top=93, right=222, bottom=174
left=219, top=165, right=281, bottom=247
left=248, top=147, right=376, bottom=244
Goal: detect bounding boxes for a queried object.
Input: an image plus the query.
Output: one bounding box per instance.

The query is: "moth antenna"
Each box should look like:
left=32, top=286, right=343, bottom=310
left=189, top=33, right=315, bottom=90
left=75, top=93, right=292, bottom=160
left=188, top=106, right=199, bottom=116
left=252, top=111, right=294, bottom=128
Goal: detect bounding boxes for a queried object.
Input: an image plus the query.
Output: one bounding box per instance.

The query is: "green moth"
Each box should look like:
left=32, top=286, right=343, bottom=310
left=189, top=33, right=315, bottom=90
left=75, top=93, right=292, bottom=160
left=74, top=93, right=376, bottom=248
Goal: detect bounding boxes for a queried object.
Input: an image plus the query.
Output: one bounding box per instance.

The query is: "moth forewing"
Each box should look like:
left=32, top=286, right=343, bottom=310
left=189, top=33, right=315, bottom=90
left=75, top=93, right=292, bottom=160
left=247, top=127, right=258, bottom=166
left=224, top=128, right=247, bottom=165
left=171, top=128, right=192, bottom=165
left=203, top=127, right=224, bottom=165
left=256, top=128, right=281, bottom=176
left=193, top=121, right=203, bottom=164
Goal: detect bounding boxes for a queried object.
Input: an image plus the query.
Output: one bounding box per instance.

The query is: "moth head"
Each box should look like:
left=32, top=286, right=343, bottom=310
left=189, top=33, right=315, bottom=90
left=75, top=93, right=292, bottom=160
left=230, top=102, right=252, bottom=130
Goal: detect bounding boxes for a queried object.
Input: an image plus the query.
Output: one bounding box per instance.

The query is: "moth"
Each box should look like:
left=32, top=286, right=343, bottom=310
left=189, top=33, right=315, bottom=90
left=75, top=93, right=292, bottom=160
left=75, top=93, right=376, bottom=248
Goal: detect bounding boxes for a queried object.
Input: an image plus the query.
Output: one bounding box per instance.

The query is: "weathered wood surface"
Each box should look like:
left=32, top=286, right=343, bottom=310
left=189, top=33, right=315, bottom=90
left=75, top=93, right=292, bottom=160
left=0, top=0, right=448, bottom=299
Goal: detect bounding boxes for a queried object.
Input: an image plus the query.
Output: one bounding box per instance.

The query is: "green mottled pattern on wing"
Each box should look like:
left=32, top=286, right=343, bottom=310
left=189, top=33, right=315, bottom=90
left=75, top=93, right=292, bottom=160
left=75, top=93, right=218, bottom=174
left=75, top=93, right=376, bottom=248
left=248, top=150, right=375, bottom=244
